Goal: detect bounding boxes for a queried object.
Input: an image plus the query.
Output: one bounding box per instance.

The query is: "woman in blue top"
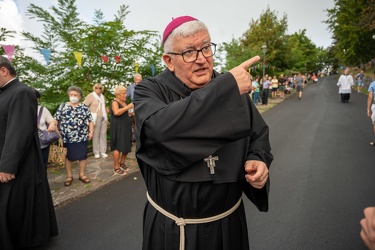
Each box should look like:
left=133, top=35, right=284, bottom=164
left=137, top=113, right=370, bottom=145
left=51, top=86, right=94, bottom=186
left=252, top=75, right=261, bottom=105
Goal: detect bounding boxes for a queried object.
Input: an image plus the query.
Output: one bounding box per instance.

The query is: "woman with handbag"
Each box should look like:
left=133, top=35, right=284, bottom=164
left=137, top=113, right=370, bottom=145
left=50, top=86, right=94, bottom=186
left=83, top=83, right=109, bottom=159
left=35, top=89, right=59, bottom=168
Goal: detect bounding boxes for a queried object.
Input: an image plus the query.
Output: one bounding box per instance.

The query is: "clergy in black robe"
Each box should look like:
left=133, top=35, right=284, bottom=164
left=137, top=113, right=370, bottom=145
left=133, top=16, right=273, bottom=250
left=0, top=56, right=58, bottom=249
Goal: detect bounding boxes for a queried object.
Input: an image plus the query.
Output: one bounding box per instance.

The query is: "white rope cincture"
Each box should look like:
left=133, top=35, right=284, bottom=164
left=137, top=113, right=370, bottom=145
left=146, top=192, right=242, bottom=250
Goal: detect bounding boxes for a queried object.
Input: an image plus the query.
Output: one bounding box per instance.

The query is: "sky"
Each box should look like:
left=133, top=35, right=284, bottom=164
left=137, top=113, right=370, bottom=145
left=0, top=0, right=335, bottom=60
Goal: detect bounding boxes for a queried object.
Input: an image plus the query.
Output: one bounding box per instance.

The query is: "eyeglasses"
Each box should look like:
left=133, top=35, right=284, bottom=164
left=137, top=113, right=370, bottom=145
left=167, top=43, right=217, bottom=63
left=95, top=87, right=102, bottom=90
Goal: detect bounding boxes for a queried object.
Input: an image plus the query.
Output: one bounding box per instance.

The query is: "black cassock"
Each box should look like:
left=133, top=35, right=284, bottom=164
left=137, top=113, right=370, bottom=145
left=0, top=79, right=58, bottom=249
left=134, top=69, right=273, bottom=250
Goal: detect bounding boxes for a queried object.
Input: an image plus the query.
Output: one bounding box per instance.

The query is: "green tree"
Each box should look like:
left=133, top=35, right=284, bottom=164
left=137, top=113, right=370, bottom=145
left=19, top=0, right=163, bottom=110
left=0, top=28, right=15, bottom=42
left=286, top=30, right=322, bottom=73
left=222, top=6, right=331, bottom=76
left=223, top=6, right=290, bottom=76
left=0, top=27, right=38, bottom=89
left=325, top=0, right=375, bottom=68
left=359, top=0, right=375, bottom=31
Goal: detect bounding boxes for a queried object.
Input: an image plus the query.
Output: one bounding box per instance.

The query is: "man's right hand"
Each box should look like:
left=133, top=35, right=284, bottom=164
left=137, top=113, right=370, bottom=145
left=0, top=172, right=16, bottom=183
left=360, top=206, right=375, bottom=250
left=229, top=56, right=260, bottom=95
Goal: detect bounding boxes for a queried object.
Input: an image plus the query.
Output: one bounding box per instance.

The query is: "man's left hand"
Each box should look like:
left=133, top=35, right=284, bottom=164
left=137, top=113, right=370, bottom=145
left=0, top=172, right=16, bottom=183
left=244, top=160, right=268, bottom=189
left=360, top=206, right=375, bottom=250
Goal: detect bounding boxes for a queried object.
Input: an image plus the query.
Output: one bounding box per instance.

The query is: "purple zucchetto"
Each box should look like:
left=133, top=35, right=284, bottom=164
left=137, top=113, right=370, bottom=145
left=162, top=16, right=198, bottom=45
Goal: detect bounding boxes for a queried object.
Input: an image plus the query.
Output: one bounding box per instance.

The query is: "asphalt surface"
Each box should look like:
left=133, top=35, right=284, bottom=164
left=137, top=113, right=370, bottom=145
left=245, top=75, right=375, bottom=250
left=37, top=75, right=374, bottom=250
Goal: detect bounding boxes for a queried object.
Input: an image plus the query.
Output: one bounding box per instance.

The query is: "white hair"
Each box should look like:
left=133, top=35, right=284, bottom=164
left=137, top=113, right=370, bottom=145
left=163, top=20, right=210, bottom=52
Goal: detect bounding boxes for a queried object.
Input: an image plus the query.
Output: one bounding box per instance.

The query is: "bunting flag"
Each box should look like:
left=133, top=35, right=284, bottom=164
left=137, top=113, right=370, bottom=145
left=73, top=52, right=83, bottom=67
left=134, top=62, right=139, bottom=73
left=40, top=48, right=51, bottom=65
left=151, top=65, right=155, bottom=76
left=2, top=45, right=15, bottom=62
left=101, top=55, right=109, bottom=63
left=114, top=55, right=121, bottom=64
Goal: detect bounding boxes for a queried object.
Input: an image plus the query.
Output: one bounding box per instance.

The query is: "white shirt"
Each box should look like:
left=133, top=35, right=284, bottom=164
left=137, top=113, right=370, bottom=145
left=337, top=74, right=354, bottom=94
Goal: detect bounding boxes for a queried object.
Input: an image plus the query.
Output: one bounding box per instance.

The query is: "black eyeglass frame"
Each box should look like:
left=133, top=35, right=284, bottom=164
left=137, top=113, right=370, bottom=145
left=167, top=43, right=217, bottom=63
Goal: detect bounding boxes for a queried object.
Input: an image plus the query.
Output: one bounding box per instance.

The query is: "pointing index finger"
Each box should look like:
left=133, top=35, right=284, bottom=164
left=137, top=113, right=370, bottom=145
left=240, top=56, right=261, bottom=71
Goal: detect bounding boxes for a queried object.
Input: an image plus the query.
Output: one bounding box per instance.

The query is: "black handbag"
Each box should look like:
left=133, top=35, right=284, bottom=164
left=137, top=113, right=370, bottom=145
left=38, top=106, right=60, bottom=145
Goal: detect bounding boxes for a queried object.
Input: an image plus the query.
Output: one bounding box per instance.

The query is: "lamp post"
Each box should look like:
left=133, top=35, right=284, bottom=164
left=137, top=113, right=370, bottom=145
left=261, top=44, right=267, bottom=81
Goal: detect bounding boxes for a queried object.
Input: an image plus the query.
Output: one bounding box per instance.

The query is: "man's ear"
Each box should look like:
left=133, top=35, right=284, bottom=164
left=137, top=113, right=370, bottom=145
left=162, top=54, right=175, bottom=72
left=0, top=66, right=7, bottom=76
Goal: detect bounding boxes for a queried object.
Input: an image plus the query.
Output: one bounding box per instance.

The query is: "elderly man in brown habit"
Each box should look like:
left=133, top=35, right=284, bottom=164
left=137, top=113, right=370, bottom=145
left=133, top=16, right=273, bottom=250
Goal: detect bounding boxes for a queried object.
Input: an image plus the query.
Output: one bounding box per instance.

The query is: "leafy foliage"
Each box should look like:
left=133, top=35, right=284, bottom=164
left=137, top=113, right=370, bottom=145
left=2, top=0, right=164, bottom=112
left=325, top=0, right=375, bottom=68
left=223, top=6, right=327, bottom=76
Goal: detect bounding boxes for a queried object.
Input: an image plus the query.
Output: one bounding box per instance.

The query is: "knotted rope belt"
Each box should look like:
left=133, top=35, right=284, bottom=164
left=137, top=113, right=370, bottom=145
left=146, top=192, right=242, bottom=250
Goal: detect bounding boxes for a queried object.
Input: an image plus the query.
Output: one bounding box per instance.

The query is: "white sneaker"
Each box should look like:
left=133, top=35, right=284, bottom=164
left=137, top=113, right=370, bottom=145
left=94, top=154, right=100, bottom=159
left=101, top=153, right=108, bottom=158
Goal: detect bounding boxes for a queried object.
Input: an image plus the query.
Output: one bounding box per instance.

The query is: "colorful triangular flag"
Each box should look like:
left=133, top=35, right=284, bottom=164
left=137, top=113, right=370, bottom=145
left=114, top=55, right=121, bottom=64
left=2, top=45, right=15, bottom=62
left=73, top=52, right=83, bottom=67
left=40, top=48, right=51, bottom=65
left=101, top=55, right=108, bottom=63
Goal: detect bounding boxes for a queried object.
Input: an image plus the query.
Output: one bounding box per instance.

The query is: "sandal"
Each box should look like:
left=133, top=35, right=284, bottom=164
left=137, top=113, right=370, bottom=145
left=64, top=176, right=73, bottom=187
left=78, top=175, right=90, bottom=184
left=114, top=168, right=127, bottom=176
left=120, top=163, right=130, bottom=171
left=370, top=142, right=375, bottom=147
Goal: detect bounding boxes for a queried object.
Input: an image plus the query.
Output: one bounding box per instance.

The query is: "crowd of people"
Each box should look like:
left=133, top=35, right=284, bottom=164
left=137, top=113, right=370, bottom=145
left=1, top=15, right=375, bottom=249
left=0, top=53, right=144, bottom=248
left=251, top=72, right=309, bottom=105
left=35, top=77, right=140, bottom=186
left=0, top=54, right=140, bottom=248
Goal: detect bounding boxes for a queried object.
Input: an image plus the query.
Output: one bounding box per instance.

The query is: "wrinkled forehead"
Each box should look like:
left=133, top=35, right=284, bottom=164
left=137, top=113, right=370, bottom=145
left=69, top=90, right=81, bottom=96
left=172, top=31, right=211, bottom=52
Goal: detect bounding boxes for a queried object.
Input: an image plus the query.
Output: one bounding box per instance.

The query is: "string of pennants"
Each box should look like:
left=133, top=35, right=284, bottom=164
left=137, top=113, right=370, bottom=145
left=1, top=44, right=157, bottom=76
left=2, top=44, right=282, bottom=74
left=1, top=44, right=57, bottom=64
left=1, top=45, right=122, bottom=67
left=248, top=63, right=282, bottom=73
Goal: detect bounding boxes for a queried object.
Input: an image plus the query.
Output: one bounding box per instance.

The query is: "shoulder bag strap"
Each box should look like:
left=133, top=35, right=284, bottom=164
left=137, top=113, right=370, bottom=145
left=37, top=106, right=44, bottom=125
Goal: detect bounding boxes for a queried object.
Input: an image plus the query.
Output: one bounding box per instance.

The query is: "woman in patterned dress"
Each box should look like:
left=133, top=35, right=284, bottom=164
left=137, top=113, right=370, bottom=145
left=51, top=86, right=94, bottom=186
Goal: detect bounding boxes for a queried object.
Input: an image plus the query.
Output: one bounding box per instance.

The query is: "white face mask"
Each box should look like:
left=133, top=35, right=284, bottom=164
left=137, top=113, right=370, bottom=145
left=70, top=97, right=79, bottom=104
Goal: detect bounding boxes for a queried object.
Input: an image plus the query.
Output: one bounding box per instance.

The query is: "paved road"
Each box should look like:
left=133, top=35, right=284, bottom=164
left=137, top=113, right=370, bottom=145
left=38, top=171, right=145, bottom=250
left=37, top=75, right=375, bottom=250
left=245, top=75, right=375, bottom=250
